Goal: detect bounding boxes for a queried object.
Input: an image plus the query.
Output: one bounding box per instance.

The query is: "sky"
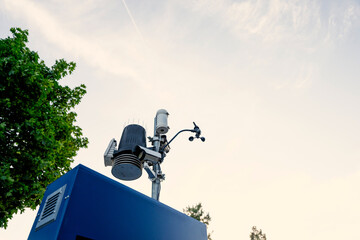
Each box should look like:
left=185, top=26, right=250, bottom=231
left=1, top=0, right=360, bottom=239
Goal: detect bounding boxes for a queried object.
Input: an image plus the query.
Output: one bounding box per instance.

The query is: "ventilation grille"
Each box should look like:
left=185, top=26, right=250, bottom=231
left=35, top=184, right=66, bottom=231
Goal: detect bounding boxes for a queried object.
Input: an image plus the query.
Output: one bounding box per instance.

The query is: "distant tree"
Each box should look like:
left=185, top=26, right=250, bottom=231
left=0, top=28, right=88, bottom=228
left=183, top=203, right=213, bottom=240
left=250, top=226, right=267, bottom=240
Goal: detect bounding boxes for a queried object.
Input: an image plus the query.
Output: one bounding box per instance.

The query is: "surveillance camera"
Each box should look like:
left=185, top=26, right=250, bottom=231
left=134, top=146, right=162, bottom=164
left=155, top=109, right=169, bottom=134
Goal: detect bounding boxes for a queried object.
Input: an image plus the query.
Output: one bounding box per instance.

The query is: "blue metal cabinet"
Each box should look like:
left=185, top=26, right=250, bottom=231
left=28, top=164, right=207, bottom=240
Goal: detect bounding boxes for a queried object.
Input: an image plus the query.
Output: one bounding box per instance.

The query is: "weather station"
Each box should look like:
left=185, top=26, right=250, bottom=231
left=104, top=109, right=205, bottom=200
left=28, top=109, right=207, bottom=240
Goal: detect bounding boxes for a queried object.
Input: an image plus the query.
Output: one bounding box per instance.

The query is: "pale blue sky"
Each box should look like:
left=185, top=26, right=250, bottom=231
left=1, top=0, right=360, bottom=239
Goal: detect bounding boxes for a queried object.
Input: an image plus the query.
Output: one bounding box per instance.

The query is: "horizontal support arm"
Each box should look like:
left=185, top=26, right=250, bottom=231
left=160, top=129, right=195, bottom=153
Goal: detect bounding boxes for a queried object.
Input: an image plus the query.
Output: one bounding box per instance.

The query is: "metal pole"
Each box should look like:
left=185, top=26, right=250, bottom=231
left=151, top=163, right=161, bottom=200
left=151, top=118, right=161, bottom=200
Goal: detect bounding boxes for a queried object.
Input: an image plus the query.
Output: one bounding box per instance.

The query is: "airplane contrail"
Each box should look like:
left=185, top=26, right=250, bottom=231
left=121, top=0, right=145, bottom=43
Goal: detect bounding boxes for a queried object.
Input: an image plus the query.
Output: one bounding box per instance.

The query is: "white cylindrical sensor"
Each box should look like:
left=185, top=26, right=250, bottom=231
left=155, top=109, right=169, bottom=134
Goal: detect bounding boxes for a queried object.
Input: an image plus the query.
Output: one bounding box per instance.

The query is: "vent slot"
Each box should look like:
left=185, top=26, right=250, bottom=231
left=35, top=184, right=66, bottom=231
left=41, top=192, right=60, bottom=219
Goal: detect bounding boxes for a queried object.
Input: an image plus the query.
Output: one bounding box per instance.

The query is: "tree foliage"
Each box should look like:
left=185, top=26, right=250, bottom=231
left=0, top=28, right=88, bottom=228
left=250, top=226, right=267, bottom=240
left=183, top=203, right=213, bottom=240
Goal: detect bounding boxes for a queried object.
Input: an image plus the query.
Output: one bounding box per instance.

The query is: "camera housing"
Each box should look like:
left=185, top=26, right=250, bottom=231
left=155, top=109, right=169, bottom=134
left=134, top=146, right=162, bottom=164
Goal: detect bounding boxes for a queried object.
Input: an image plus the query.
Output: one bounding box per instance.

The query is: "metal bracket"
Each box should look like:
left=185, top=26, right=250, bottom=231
left=144, top=161, right=156, bottom=181
left=144, top=161, right=165, bottom=182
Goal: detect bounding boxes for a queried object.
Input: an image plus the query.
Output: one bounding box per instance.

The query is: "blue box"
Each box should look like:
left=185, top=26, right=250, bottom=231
left=28, top=164, right=207, bottom=240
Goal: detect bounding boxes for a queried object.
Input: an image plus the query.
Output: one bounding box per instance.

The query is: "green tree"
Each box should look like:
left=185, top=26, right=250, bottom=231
left=183, top=203, right=213, bottom=240
left=250, top=226, right=267, bottom=240
left=0, top=28, right=88, bottom=228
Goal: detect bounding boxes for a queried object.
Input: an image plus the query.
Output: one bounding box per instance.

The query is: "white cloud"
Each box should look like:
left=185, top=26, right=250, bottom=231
left=2, top=0, right=146, bottom=82
left=326, top=2, right=360, bottom=42
left=184, top=0, right=360, bottom=43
